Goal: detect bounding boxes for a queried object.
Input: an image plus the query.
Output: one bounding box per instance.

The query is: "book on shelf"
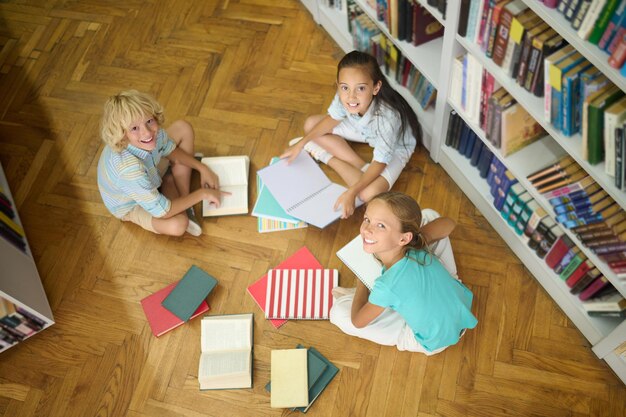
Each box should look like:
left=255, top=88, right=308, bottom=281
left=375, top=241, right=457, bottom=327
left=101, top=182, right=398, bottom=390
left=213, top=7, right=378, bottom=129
left=494, top=170, right=518, bottom=211
left=500, top=102, right=545, bottom=157
left=543, top=45, right=576, bottom=123
left=586, top=85, right=625, bottom=164
left=536, top=223, right=564, bottom=259
left=529, top=216, right=556, bottom=251
left=609, top=33, right=626, bottom=68
left=523, top=27, right=557, bottom=91
left=530, top=34, right=567, bottom=97
left=481, top=71, right=501, bottom=132
left=589, top=0, right=622, bottom=44
left=466, top=0, right=485, bottom=43
left=559, top=251, right=587, bottom=280
left=578, top=0, right=609, bottom=40
left=536, top=167, right=587, bottom=195
left=486, top=0, right=515, bottom=58
left=264, top=269, right=338, bottom=320
left=545, top=234, right=575, bottom=268
left=607, top=11, right=626, bottom=53
left=560, top=200, right=621, bottom=229
left=161, top=265, right=217, bottom=322
left=516, top=21, right=550, bottom=87
left=478, top=147, right=495, bottom=178
left=247, top=246, right=323, bottom=329
left=528, top=155, right=577, bottom=186
left=257, top=152, right=362, bottom=229
left=565, top=259, right=594, bottom=287
left=201, top=155, right=250, bottom=217
left=412, top=3, right=444, bottom=46
left=336, top=234, right=382, bottom=290
left=198, top=313, right=253, bottom=390
left=524, top=205, right=548, bottom=241
left=615, top=126, right=624, bottom=188
left=572, top=0, right=594, bottom=30
left=508, top=192, right=533, bottom=232
left=550, top=51, right=585, bottom=131
left=492, top=0, right=528, bottom=66
left=504, top=10, right=541, bottom=78
left=470, top=137, right=484, bottom=166
left=561, top=60, right=593, bottom=136
left=554, top=245, right=581, bottom=274
left=501, top=183, right=526, bottom=222
left=540, top=175, right=595, bottom=199
left=491, top=92, right=517, bottom=148
left=140, top=281, right=210, bottom=337
left=458, top=0, right=472, bottom=37
left=563, top=0, right=581, bottom=21
left=579, top=276, right=612, bottom=300
left=570, top=268, right=603, bottom=294
left=581, top=291, right=626, bottom=311
left=270, top=348, right=309, bottom=408
left=604, top=96, right=626, bottom=177
left=485, top=87, right=508, bottom=142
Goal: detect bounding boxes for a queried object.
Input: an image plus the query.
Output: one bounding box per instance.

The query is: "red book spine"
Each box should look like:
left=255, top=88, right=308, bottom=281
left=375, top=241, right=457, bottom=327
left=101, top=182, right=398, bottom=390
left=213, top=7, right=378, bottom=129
left=543, top=0, right=558, bottom=8
left=608, top=34, right=626, bottom=68
left=545, top=236, right=572, bottom=268
left=566, top=260, right=592, bottom=288
left=579, top=276, right=611, bottom=301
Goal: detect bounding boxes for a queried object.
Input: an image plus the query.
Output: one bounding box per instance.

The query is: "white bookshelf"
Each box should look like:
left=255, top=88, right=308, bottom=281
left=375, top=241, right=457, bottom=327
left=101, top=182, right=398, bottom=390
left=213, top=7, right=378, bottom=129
left=0, top=163, right=53, bottom=353
left=301, top=0, right=626, bottom=384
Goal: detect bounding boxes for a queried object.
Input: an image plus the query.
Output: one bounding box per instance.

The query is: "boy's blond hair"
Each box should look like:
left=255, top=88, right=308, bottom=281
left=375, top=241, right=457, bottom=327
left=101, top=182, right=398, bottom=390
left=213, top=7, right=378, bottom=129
left=100, top=90, right=165, bottom=152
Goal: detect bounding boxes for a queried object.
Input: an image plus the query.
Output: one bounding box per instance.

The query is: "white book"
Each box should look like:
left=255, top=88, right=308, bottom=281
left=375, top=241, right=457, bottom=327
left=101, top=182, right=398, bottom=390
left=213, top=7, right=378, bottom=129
left=450, top=55, right=465, bottom=110
left=257, top=152, right=362, bottom=229
left=336, top=235, right=382, bottom=290
left=577, top=0, right=607, bottom=40
left=201, top=155, right=250, bottom=217
left=603, top=96, right=626, bottom=177
left=198, top=313, right=253, bottom=390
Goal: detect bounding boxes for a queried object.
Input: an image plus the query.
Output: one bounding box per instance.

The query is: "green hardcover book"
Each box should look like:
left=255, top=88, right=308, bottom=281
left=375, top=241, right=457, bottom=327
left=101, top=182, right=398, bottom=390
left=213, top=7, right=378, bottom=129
left=587, top=85, right=625, bottom=164
left=560, top=254, right=586, bottom=280
left=296, top=346, right=339, bottom=413
left=588, top=0, right=620, bottom=44
left=162, top=265, right=218, bottom=321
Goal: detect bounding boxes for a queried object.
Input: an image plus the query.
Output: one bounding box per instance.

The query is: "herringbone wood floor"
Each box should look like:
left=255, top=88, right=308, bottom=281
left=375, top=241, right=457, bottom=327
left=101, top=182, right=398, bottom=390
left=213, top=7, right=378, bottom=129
left=0, top=0, right=624, bottom=416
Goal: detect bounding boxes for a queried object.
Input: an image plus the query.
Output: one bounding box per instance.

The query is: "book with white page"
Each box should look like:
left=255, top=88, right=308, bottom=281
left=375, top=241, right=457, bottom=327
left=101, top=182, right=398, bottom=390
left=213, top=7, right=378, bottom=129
left=257, top=151, right=362, bottom=228
left=198, top=313, right=253, bottom=390
left=336, top=235, right=382, bottom=290
left=201, top=155, right=250, bottom=217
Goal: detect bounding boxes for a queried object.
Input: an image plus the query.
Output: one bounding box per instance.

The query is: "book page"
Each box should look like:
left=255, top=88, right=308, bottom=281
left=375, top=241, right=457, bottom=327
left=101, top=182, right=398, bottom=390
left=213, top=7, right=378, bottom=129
left=203, top=184, right=248, bottom=215
left=201, top=315, right=252, bottom=352
left=199, top=350, right=250, bottom=377
left=336, top=235, right=382, bottom=290
left=289, top=182, right=363, bottom=229
left=201, top=156, right=249, bottom=186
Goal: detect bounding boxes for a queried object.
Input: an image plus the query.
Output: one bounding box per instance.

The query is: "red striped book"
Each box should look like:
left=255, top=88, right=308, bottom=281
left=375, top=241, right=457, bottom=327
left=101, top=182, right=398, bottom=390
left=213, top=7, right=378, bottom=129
left=265, top=269, right=338, bottom=320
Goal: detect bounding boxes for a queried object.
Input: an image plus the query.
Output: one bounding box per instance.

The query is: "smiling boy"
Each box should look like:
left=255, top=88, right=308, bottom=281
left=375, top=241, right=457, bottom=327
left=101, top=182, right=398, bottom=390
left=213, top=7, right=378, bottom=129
left=97, top=90, right=224, bottom=236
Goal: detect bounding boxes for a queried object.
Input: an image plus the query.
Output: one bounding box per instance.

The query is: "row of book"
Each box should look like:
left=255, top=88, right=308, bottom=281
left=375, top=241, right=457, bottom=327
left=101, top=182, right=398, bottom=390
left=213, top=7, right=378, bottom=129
left=349, top=6, right=437, bottom=109
left=364, top=0, right=445, bottom=44
left=446, top=111, right=626, bottom=314
left=450, top=58, right=545, bottom=156
left=0, top=297, right=46, bottom=350
left=0, top=184, right=26, bottom=254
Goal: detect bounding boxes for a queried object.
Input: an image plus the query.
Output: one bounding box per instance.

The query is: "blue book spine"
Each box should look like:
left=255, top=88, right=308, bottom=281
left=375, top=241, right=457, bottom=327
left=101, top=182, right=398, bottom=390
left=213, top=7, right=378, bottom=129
left=601, top=1, right=626, bottom=51
left=470, top=137, right=484, bottom=165
left=458, top=124, right=470, bottom=154
left=465, top=131, right=477, bottom=158
left=478, top=148, right=494, bottom=178
left=563, top=63, right=592, bottom=136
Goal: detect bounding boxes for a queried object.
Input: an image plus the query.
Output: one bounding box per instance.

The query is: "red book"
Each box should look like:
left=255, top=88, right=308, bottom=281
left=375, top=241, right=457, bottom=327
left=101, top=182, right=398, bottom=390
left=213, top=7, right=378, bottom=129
left=246, top=246, right=323, bottom=328
left=265, top=269, right=338, bottom=320
left=412, top=3, right=444, bottom=46
left=141, top=281, right=209, bottom=337
left=545, top=235, right=573, bottom=269
left=579, top=276, right=611, bottom=301
left=565, top=259, right=593, bottom=288
left=608, top=34, right=626, bottom=68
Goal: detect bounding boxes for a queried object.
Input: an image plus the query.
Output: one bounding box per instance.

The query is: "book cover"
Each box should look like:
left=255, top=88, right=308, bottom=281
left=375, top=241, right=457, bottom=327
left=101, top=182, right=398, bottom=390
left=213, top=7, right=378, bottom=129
left=270, top=349, right=309, bottom=408
left=516, top=22, right=550, bottom=87
left=543, top=45, right=576, bottom=123
left=295, top=346, right=339, bottom=413
left=603, top=95, right=626, bottom=176
left=486, top=0, right=515, bottom=58
left=247, top=246, right=323, bottom=329
left=141, top=281, right=210, bottom=337
left=545, top=235, right=574, bottom=268
left=336, top=234, right=383, bottom=290
left=550, top=51, right=584, bottom=131
left=201, top=155, right=250, bottom=217
left=565, top=259, right=594, bottom=287
left=412, top=4, right=444, bottom=46
left=257, top=152, right=362, bottom=229
left=578, top=0, right=608, bottom=39
left=252, top=158, right=307, bottom=225
left=264, top=269, right=337, bottom=320
left=161, top=265, right=218, bottom=322
left=570, top=268, right=602, bottom=294
left=579, top=276, right=611, bottom=300
left=587, top=85, right=625, bottom=164
left=589, top=0, right=622, bottom=44
left=523, top=27, right=558, bottom=92
left=561, top=60, right=593, bottom=136
left=530, top=35, right=567, bottom=97
left=504, top=10, right=542, bottom=77
left=492, top=0, right=528, bottom=66
left=500, top=102, right=545, bottom=156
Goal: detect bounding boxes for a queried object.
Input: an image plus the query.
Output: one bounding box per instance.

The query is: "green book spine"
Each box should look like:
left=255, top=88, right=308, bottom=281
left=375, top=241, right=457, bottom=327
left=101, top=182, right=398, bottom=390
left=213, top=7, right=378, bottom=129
left=560, top=255, right=584, bottom=280
left=588, top=89, right=626, bottom=164
left=588, top=0, right=620, bottom=44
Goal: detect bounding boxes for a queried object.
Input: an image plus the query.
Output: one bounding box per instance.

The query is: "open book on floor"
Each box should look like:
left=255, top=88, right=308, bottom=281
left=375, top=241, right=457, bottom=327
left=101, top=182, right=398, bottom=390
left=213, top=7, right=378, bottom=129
left=198, top=313, right=253, bottom=390
left=336, top=235, right=382, bottom=290
left=201, top=155, right=250, bottom=216
left=257, top=152, right=362, bottom=228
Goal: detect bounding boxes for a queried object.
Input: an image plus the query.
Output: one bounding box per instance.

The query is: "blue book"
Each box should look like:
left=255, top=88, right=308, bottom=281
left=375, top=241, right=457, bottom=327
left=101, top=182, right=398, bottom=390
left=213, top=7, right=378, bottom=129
left=470, top=138, right=484, bottom=166
left=562, top=61, right=592, bottom=136
left=551, top=52, right=584, bottom=132
left=487, top=157, right=506, bottom=196
left=162, top=265, right=218, bottom=322
left=252, top=158, right=303, bottom=224
left=458, top=124, right=471, bottom=155
left=478, top=147, right=494, bottom=178
left=464, top=131, right=477, bottom=158
left=599, top=0, right=626, bottom=50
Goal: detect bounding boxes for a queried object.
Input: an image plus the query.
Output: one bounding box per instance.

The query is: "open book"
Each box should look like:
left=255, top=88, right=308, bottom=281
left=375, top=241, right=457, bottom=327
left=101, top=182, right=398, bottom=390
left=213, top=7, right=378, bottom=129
left=336, top=235, right=382, bottom=290
left=198, top=313, right=253, bottom=390
left=201, top=156, right=250, bottom=216
left=257, top=152, right=362, bottom=228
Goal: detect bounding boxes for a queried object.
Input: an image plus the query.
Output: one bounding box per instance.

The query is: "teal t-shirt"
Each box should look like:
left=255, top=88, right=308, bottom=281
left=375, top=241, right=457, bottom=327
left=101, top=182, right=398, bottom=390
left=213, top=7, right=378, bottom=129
left=369, top=249, right=478, bottom=352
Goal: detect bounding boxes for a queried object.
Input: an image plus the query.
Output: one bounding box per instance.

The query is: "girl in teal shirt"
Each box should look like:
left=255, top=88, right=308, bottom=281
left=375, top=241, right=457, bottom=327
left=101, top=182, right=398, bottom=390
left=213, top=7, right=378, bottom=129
left=330, top=192, right=477, bottom=354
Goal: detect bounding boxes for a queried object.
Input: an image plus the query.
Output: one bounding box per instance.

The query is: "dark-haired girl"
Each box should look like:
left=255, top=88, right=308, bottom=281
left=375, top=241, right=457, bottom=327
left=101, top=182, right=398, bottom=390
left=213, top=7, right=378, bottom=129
left=281, top=51, right=423, bottom=219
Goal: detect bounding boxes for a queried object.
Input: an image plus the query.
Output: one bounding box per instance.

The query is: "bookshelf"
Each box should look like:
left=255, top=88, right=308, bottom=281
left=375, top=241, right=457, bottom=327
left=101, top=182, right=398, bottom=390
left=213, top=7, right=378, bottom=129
left=0, top=162, right=54, bottom=352
left=300, top=0, right=626, bottom=384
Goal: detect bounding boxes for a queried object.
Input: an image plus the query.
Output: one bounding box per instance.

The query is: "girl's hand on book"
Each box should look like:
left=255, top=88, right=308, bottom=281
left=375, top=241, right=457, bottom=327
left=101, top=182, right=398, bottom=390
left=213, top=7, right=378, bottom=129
left=335, top=190, right=357, bottom=219
left=202, top=188, right=231, bottom=207
left=280, top=142, right=304, bottom=164
left=200, top=165, right=219, bottom=189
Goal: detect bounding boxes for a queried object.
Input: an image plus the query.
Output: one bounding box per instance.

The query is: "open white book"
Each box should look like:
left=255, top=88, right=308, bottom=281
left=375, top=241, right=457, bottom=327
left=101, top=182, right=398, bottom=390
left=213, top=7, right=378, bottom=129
left=257, top=152, right=362, bottom=228
left=336, top=235, right=382, bottom=290
left=201, top=156, right=250, bottom=216
left=198, top=313, right=253, bottom=390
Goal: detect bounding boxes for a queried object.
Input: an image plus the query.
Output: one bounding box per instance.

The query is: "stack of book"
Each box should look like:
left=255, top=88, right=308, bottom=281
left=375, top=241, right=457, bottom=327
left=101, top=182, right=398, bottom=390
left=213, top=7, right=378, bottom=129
left=527, top=157, right=626, bottom=277
left=140, top=265, right=217, bottom=337
left=251, top=158, right=307, bottom=233
left=0, top=297, right=46, bottom=350
left=459, top=0, right=626, bottom=91
left=450, top=55, right=546, bottom=156
left=266, top=345, right=339, bottom=413
left=0, top=184, right=26, bottom=253
left=582, top=290, right=626, bottom=317
left=348, top=4, right=437, bottom=110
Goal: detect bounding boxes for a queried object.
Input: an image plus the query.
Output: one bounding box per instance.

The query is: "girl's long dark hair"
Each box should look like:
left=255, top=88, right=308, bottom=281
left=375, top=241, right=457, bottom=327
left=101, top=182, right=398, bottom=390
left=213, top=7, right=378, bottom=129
left=337, top=51, right=423, bottom=147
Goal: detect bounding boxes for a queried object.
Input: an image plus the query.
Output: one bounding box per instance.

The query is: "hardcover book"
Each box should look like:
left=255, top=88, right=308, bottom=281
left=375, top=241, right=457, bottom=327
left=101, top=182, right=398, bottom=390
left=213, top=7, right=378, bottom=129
left=162, top=265, right=218, bottom=322
left=201, top=155, right=250, bottom=217
left=271, top=349, right=309, bottom=408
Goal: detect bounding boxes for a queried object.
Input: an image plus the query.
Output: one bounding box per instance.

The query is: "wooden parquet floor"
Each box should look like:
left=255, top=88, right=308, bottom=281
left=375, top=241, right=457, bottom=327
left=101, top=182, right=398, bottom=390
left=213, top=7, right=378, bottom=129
left=0, top=0, right=625, bottom=416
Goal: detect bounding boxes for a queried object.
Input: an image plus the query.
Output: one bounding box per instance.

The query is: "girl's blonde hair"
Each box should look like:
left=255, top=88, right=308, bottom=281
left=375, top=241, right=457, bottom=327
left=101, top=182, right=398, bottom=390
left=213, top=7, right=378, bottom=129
left=100, top=90, right=165, bottom=152
left=370, top=191, right=429, bottom=253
